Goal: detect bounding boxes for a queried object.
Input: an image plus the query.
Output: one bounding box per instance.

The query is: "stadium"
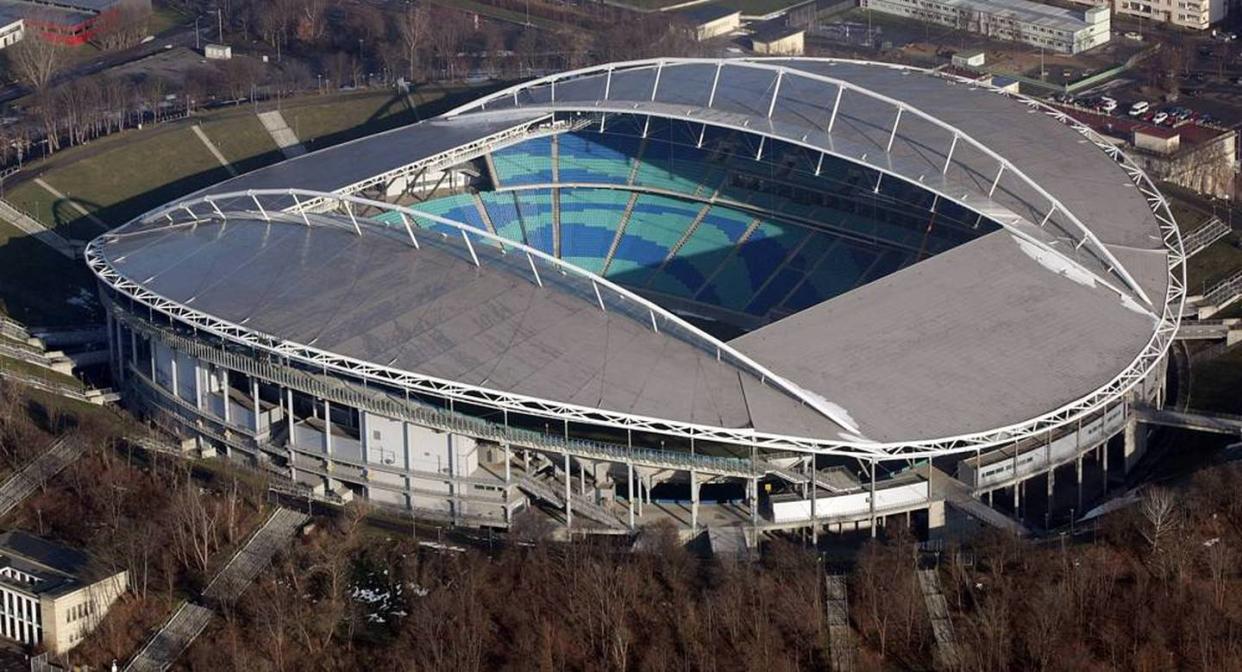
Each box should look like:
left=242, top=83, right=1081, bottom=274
left=85, top=58, right=1184, bottom=543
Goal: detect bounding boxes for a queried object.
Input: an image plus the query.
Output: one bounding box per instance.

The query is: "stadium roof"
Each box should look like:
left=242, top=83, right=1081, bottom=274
left=91, top=59, right=1183, bottom=456
left=98, top=214, right=846, bottom=438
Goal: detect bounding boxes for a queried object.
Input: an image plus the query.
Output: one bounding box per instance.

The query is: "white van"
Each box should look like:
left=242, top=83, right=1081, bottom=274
left=1129, top=101, right=1150, bottom=116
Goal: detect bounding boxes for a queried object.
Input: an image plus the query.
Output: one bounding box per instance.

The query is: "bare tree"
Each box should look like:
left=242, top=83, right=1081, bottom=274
left=91, top=4, right=152, bottom=51
left=4, top=30, right=65, bottom=90
left=396, top=4, right=429, bottom=83
left=1140, top=487, right=1178, bottom=557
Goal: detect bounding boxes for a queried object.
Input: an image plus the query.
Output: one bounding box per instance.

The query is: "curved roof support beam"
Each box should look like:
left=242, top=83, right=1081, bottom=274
left=445, top=57, right=1153, bottom=307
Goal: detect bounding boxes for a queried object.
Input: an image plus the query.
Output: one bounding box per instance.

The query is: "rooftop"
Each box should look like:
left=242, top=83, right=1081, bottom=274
left=677, top=4, right=741, bottom=25
left=98, top=216, right=846, bottom=439
left=909, top=0, right=1099, bottom=32
left=751, top=19, right=803, bottom=42
left=0, top=530, right=115, bottom=597
left=93, top=58, right=1178, bottom=452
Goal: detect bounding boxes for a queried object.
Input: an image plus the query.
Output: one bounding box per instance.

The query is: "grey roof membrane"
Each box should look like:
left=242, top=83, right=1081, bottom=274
left=100, top=217, right=844, bottom=437
left=731, top=231, right=1158, bottom=442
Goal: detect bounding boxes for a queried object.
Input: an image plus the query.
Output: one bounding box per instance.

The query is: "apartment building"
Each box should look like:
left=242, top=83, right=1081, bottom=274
left=861, top=0, right=1111, bottom=53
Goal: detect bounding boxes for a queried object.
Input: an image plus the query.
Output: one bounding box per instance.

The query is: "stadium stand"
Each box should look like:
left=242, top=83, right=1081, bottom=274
left=394, top=121, right=1002, bottom=324
left=491, top=136, right=556, bottom=186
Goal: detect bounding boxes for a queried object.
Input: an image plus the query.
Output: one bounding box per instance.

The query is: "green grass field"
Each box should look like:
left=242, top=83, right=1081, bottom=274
left=5, top=125, right=229, bottom=240
left=148, top=5, right=190, bottom=36
left=0, top=220, right=97, bottom=327
left=198, top=114, right=282, bottom=174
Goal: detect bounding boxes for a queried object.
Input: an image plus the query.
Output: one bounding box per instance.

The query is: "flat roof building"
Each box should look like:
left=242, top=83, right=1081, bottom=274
left=0, top=7, right=22, bottom=49
left=678, top=4, right=741, bottom=40
left=751, top=21, right=805, bottom=55
left=0, top=531, right=128, bottom=654
left=861, top=0, right=1111, bottom=53
left=0, top=0, right=149, bottom=45
left=1070, top=0, right=1225, bottom=31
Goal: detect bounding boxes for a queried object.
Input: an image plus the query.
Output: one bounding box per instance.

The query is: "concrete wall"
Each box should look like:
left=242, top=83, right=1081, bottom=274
left=41, top=571, right=128, bottom=655
left=1131, top=130, right=1237, bottom=199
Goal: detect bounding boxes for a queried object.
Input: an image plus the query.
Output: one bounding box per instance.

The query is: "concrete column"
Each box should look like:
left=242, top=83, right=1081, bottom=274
left=579, top=460, right=587, bottom=497
left=628, top=461, right=635, bottom=530
left=751, top=478, right=759, bottom=526
left=130, top=328, right=138, bottom=368
left=220, top=369, right=231, bottom=425
left=1123, top=418, right=1147, bottom=473
left=927, top=500, right=946, bottom=533
left=285, top=388, right=297, bottom=481
left=690, top=469, right=699, bottom=534
left=192, top=361, right=203, bottom=410
left=564, top=452, right=573, bottom=530
left=1102, top=441, right=1110, bottom=494
left=637, top=477, right=644, bottom=518
left=1019, top=480, right=1026, bottom=520
left=504, top=443, right=512, bottom=525
left=1075, top=456, right=1083, bottom=513
left=868, top=460, right=877, bottom=539
left=1012, top=482, right=1020, bottom=513
left=251, top=378, right=261, bottom=434
left=169, top=351, right=178, bottom=398
left=107, top=311, right=118, bottom=382
left=149, top=337, right=156, bottom=380
left=323, top=399, right=332, bottom=457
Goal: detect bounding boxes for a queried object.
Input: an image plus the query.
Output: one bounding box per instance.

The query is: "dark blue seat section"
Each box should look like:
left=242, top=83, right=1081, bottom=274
left=559, top=189, right=632, bottom=274
left=647, top=205, right=754, bottom=299
left=605, top=195, right=703, bottom=282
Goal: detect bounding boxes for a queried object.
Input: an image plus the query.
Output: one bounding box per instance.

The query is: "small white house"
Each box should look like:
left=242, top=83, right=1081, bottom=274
left=0, top=13, right=23, bottom=50
left=204, top=43, right=231, bottom=60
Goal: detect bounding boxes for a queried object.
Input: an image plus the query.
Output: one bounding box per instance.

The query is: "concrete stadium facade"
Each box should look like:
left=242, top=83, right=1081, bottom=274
left=87, top=58, right=1185, bottom=544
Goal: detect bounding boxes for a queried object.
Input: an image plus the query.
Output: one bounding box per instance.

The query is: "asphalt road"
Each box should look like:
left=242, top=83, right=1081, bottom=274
left=0, top=25, right=201, bottom=106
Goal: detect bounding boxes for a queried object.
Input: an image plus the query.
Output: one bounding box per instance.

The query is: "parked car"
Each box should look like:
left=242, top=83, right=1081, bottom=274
left=1124, top=31, right=1143, bottom=40
left=1099, top=96, right=1118, bottom=112
left=1152, top=111, right=1169, bottom=124
left=1129, top=100, right=1150, bottom=116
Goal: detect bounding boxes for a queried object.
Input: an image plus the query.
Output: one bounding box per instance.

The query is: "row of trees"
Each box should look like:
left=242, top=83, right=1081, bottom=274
left=0, top=0, right=704, bottom=168
left=169, top=462, right=1242, bottom=672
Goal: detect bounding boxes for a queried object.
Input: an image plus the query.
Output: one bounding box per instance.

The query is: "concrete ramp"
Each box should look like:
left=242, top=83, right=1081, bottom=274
left=124, top=602, right=213, bottom=672
left=0, top=199, right=78, bottom=258
left=824, top=573, right=856, bottom=672
left=918, top=568, right=961, bottom=671
left=257, top=111, right=307, bottom=159
left=1133, top=406, right=1242, bottom=435
left=931, top=467, right=1029, bottom=536
left=203, top=507, right=309, bottom=604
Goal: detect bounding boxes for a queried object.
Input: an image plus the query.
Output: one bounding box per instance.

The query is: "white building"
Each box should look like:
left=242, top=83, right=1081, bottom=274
left=0, top=531, right=128, bottom=655
left=861, top=0, right=1111, bottom=53
left=1107, top=0, right=1225, bottom=30
left=678, top=5, right=741, bottom=41
left=0, top=11, right=23, bottom=50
